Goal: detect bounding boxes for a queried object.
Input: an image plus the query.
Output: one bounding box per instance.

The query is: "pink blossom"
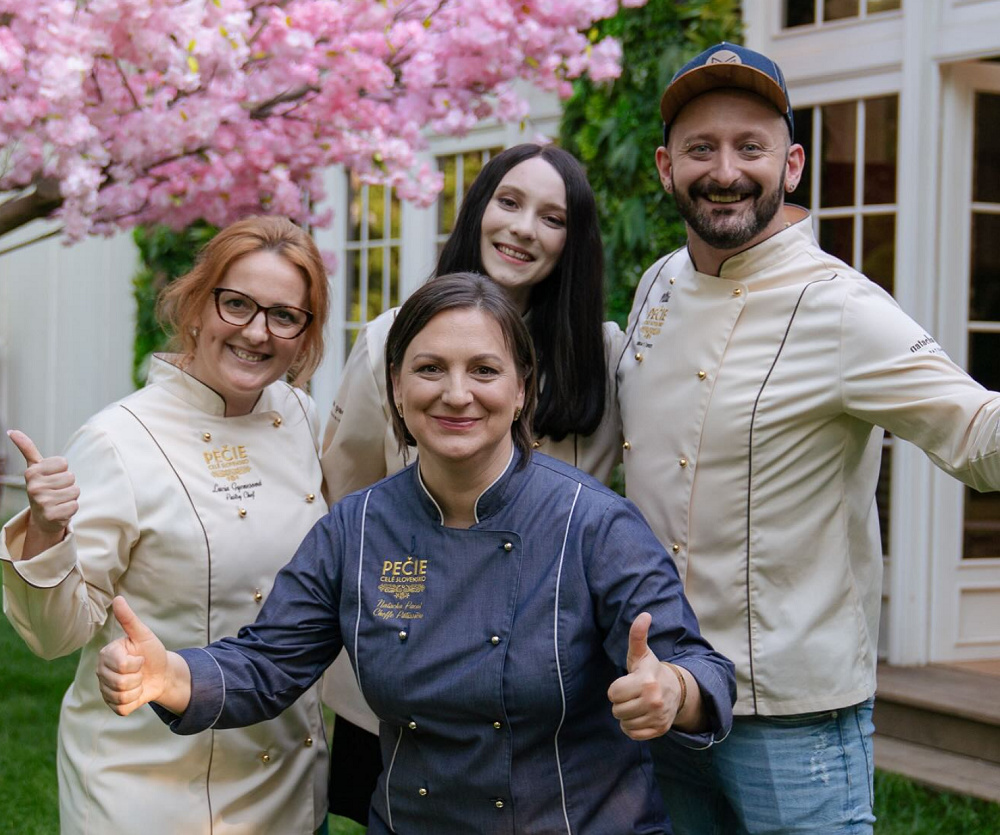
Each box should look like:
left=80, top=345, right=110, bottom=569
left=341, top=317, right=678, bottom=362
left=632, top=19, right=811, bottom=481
left=0, top=0, right=646, bottom=244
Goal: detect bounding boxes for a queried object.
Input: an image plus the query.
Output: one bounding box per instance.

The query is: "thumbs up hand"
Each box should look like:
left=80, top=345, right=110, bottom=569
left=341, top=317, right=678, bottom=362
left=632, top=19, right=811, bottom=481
left=607, top=612, right=686, bottom=740
left=97, top=597, right=173, bottom=717
left=7, top=429, right=79, bottom=550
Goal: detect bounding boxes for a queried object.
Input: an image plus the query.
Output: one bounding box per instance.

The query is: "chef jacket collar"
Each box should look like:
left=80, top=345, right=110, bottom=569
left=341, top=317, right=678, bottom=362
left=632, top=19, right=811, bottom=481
left=148, top=353, right=284, bottom=419
left=711, top=205, right=815, bottom=288
left=412, top=446, right=525, bottom=526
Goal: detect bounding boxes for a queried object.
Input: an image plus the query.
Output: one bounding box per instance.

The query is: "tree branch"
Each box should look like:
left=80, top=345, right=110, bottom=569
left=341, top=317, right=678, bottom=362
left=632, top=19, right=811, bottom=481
left=0, top=227, right=62, bottom=259
left=0, top=178, right=64, bottom=240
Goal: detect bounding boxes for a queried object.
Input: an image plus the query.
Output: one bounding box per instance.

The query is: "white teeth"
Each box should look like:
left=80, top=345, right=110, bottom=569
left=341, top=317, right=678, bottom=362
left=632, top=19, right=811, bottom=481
left=496, top=244, right=531, bottom=262
left=231, top=346, right=265, bottom=362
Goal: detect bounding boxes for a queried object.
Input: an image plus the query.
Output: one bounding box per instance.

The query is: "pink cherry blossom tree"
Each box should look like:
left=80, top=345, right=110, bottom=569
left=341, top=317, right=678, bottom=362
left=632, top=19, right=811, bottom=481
left=0, top=0, right=642, bottom=253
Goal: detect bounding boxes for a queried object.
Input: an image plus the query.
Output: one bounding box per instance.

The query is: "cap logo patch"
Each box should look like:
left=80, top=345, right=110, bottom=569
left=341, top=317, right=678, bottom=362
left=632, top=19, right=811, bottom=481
left=708, top=50, right=742, bottom=65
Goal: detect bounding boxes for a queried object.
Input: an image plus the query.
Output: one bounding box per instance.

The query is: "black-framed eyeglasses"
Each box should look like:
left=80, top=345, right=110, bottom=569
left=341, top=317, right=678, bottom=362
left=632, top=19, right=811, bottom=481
left=211, top=288, right=314, bottom=339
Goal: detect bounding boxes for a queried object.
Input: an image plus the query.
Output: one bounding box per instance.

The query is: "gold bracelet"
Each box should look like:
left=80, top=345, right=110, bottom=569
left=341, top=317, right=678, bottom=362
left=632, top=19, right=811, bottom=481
left=662, top=662, right=687, bottom=714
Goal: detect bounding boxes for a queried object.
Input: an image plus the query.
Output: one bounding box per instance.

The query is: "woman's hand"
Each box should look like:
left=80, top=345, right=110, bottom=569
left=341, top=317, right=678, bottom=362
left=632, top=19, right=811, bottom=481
left=608, top=612, right=705, bottom=739
left=97, top=597, right=191, bottom=717
left=7, top=429, right=80, bottom=557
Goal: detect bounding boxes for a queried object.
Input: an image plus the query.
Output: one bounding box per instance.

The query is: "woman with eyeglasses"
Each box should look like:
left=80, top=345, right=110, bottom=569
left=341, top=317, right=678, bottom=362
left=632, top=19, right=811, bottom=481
left=2, top=216, right=332, bottom=835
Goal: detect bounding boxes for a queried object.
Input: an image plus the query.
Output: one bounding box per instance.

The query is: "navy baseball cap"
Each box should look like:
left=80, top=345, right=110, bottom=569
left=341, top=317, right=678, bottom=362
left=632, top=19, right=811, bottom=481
left=660, top=42, right=794, bottom=140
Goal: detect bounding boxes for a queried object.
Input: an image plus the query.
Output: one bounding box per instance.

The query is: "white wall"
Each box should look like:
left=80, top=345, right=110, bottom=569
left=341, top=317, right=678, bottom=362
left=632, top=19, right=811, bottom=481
left=0, top=221, right=137, bottom=514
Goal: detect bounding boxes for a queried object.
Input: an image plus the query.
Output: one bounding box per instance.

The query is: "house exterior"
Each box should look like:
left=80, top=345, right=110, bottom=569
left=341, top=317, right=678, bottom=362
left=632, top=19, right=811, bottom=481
left=2, top=0, right=999, bottom=669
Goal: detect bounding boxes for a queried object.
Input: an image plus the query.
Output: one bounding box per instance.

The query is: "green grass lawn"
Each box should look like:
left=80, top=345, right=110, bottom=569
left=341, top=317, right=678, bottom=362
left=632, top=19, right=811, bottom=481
left=1, top=613, right=998, bottom=834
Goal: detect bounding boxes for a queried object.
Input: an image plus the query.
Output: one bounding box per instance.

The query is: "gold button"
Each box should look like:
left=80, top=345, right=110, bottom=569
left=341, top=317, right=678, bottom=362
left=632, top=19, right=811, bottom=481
left=253, top=589, right=263, bottom=603
left=305, top=737, right=313, bottom=747
left=493, top=721, right=502, bottom=729
left=418, top=788, right=428, bottom=797
left=202, top=432, right=211, bottom=442
left=260, top=753, right=271, bottom=764
left=305, top=493, right=316, bottom=503
left=273, top=417, right=282, bottom=428
left=399, top=630, right=408, bottom=641
left=531, top=441, right=541, bottom=449
left=672, top=543, right=681, bottom=553
left=408, top=721, right=417, bottom=730
left=503, top=542, right=513, bottom=552
left=679, top=458, right=688, bottom=467
left=634, top=352, right=644, bottom=363
left=495, top=799, right=504, bottom=809
left=732, top=288, right=742, bottom=296
left=238, top=507, right=247, bottom=518
left=491, top=636, right=500, bottom=646
left=697, top=370, right=707, bottom=380
left=623, top=441, right=631, bottom=451
left=669, top=277, right=676, bottom=284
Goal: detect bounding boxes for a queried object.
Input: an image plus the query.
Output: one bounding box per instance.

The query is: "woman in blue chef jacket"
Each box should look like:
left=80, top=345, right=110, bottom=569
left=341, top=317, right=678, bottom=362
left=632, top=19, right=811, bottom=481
left=97, top=272, right=735, bottom=834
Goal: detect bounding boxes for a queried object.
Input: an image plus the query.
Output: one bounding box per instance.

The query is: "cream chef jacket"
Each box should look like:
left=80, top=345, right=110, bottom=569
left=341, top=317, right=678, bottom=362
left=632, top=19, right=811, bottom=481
left=320, top=307, right=625, bottom=732
left=1, top=356, right=329, bottom=835
left=618, top=207, right=1000, bottom=717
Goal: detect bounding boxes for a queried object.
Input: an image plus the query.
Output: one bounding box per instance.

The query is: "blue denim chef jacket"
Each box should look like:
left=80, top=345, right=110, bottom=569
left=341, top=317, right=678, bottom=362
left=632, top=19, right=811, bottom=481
left=161, top=452, right=735, bottom=834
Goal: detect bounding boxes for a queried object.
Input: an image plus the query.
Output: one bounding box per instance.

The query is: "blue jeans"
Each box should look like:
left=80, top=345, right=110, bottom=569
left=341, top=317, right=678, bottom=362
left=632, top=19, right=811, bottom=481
left=651, top=698, right=875, bottom=835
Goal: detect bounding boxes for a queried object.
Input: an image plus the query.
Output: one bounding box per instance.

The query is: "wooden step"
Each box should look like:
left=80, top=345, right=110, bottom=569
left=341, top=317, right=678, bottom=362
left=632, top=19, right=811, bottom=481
left=874, top=662, right=1000, bottom=766
left=874, top=736, right=1000, bottom=804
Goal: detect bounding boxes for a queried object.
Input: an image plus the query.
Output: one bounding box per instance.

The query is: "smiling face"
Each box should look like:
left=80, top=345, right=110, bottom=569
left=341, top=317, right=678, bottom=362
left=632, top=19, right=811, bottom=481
left=658, top=89, right=804, bottom=265
left=391, top=307, right=525, bottom=478
left=185, top=250, right=310, bottom=416
left=478, top=157, right=568, bottom=313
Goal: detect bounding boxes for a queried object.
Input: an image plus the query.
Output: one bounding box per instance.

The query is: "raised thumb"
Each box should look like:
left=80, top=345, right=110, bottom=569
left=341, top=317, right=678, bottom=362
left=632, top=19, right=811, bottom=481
left=8, top=429, right=43, bottom=466
left=112, top=596, right=152, bottom=645
left=626, top=611, right=653, bottom=673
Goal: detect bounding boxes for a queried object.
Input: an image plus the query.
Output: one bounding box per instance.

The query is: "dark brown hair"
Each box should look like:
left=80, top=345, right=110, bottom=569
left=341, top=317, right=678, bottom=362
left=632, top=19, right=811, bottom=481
left=385, top=272, right=537, bottom=466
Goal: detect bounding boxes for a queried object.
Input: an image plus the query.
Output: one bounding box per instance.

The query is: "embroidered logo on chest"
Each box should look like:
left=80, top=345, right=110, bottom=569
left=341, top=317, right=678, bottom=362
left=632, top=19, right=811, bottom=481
left=203, top=443, right=253, bottom=482
left=639, top=302, right=669, bottom=344
left=374, top=556, right=428, bottom=621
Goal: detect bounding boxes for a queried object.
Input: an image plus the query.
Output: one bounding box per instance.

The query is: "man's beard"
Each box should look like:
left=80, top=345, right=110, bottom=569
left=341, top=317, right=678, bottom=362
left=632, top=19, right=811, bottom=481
left=672, top=172, right=784, bottom=251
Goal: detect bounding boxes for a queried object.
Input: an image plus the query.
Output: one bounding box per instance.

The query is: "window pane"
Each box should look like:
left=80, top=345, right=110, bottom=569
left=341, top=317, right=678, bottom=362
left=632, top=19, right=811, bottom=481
left=821, top=102, right=857, bottom=208
left=862, top=214, right=895, bottom=295
left=347, top=172, right=363, bottom=241
left=864, top=96, right=898, bottom=205
left=970, top=213, right=1000, bottom=321
left=784, top=0, right=815, bottom=27
left=867, top=0, right=900, bottom=12
left=345, top=250, right=361, bottom=325
left=969, top=332, right=1000, bottom=392
left=820, top=217, right=853, bottom=264
left=965, top=488, right=1000, bottom=559
left=825, top=0, right=859, bottom=21
left=367, top=247, right=383, bottom=319
left=973, top=93, right=1000, bottom=204
left=438, top=155, right=458, bottom=235
left=877, top=442, right=891, bottom=555
left=389, top=248, right=400, bottom=307
left=965, top=333, right=1000, bottom=558
left=390, top=189, right=401, bottom=238
left=792, top=106, right=814, bottom=206
left=369, top=185, right=385, bottom=240
left=462, top=152, right=486, bottom=202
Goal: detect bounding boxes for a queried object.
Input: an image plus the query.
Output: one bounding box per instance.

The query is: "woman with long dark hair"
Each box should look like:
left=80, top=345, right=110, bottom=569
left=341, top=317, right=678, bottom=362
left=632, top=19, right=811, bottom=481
left=320, top=144, right=624, bottom=823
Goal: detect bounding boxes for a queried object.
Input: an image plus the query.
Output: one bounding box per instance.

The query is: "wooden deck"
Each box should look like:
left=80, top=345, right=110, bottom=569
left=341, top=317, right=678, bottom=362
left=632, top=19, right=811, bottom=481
left=874, top=662, right=1000, bottom=803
